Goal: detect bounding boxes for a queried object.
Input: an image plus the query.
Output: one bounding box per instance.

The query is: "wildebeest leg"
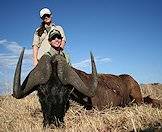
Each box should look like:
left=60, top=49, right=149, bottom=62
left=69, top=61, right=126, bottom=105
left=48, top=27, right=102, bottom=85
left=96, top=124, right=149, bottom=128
left=82, top=97, right=93, bottom=110
left=143, top=96, right=162, bottom=108
left=70, top=89, right=93, bottom=110
left=119, top=75, right=143, bottom=104
left=129, top=82, right=143, bottom=104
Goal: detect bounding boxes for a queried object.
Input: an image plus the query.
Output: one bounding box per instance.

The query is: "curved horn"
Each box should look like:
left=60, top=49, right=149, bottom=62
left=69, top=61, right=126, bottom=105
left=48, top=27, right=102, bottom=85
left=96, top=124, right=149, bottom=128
left=53, top=53, right=97, bottom=97
left=13, top=48, right=52, bottom=99
left=90, top=51, right=98, bottom=93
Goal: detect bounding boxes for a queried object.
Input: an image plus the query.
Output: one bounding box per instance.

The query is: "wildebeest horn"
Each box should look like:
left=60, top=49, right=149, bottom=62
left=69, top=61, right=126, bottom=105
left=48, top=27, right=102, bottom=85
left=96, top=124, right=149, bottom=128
left=52, top=52, right=97, bottom=97
left=90, top=51, right=98, bottom=91
left=13, top=48, right=52, bottom=99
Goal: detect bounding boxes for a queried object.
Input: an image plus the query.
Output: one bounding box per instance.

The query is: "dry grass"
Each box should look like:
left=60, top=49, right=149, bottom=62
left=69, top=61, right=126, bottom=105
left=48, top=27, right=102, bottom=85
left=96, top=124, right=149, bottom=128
left=0, top=84, right=162, bottom=132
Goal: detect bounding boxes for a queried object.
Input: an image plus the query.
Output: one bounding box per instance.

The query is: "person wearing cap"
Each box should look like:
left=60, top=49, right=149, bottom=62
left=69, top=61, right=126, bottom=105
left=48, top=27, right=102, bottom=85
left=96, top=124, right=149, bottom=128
left=47, top=29, right=71, bottom=64
left=32, top=8, right=66, bottom=66
left=47, top=29, right=64, bottom=55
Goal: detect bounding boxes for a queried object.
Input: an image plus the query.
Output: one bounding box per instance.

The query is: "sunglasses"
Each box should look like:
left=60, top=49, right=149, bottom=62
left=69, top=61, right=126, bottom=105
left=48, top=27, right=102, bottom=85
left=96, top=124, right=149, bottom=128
left=41, top=14, right=51, bottom=20
left=49, top=34, right=62, bottom=41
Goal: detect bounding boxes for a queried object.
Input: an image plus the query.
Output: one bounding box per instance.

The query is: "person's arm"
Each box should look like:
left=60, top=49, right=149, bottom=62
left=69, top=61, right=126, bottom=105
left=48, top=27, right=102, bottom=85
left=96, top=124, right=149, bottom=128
left=33, top=45, right=39, bottom=66
left=32, top=29, right=41, bottom=66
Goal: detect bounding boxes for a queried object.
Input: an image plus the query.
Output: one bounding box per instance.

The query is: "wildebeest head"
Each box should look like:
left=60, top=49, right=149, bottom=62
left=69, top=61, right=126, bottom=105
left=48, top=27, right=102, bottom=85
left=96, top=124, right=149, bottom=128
left=12, top=48, right=97, bottom=127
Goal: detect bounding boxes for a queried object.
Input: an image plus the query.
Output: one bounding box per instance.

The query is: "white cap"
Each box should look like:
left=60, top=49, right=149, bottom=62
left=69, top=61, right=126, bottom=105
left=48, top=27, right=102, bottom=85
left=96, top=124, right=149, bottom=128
left=39, top=8, right=51, bottom=17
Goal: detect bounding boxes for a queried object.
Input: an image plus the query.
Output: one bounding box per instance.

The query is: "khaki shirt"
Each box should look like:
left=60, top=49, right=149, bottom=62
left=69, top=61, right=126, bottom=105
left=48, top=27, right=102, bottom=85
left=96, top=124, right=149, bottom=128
left=32, top=24, right=66, bottom=59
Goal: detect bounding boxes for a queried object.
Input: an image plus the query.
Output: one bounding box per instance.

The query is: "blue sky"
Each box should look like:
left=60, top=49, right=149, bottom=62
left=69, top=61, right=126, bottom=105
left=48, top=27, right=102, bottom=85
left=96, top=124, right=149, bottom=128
left=0, top=0, right=162, bottom=94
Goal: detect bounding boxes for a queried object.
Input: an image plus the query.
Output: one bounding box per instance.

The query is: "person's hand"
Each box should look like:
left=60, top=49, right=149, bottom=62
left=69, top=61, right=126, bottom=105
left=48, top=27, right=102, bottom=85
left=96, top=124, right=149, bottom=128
left=33, top=59, right=38, bottom=67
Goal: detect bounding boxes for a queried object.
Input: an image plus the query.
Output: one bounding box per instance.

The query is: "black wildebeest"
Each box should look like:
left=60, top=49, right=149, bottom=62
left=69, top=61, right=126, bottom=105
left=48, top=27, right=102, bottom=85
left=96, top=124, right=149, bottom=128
left=13, top=48, right=161, bottom=127
left=13, top=48, right=97, bottom=127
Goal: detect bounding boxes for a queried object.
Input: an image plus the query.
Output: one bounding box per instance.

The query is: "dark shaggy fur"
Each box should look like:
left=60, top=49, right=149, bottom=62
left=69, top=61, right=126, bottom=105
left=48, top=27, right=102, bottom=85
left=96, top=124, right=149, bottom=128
left=37, top=62, right=71, bottom=127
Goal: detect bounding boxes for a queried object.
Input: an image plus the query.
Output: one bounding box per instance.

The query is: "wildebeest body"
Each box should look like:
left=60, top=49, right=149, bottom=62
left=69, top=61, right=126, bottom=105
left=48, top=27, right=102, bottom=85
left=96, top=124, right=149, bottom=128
left=13, top=48, right=161, bottom=128
left=73, top=69, right=143, bottom=110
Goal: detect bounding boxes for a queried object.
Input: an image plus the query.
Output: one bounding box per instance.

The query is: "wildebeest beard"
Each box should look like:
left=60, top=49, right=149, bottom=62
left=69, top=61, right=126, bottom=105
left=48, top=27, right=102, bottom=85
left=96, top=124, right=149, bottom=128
left=37, top=61, right=71, bottom=128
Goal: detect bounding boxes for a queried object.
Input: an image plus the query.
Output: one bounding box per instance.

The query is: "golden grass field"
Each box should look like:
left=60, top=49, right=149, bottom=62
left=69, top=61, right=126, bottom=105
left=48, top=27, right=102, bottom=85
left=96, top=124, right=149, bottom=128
left=0, top=84, right=162, bottom=132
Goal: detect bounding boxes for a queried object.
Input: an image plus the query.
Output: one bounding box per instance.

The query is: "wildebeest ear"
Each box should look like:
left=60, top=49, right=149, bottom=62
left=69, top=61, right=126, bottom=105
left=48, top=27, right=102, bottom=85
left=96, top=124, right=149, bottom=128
left=13, top=49, right=52, bottom=99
